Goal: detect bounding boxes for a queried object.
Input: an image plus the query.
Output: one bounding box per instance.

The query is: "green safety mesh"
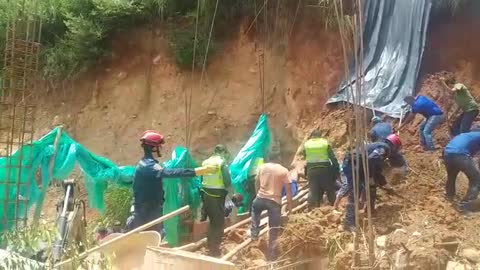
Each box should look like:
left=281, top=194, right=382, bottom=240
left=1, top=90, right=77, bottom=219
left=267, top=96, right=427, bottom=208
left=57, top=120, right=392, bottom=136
left=162, top=146, right=201, bottom=247
left=0, top=127, right=134, bottom=232
left=229, top=114, right=271, bottom=213
left=0, top=127, right=201, bottom=245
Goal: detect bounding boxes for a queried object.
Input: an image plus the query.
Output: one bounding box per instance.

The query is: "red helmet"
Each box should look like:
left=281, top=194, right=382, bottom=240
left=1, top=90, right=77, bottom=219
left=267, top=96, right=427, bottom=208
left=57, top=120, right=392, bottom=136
left=386, top=134, right=402, bottom=149
left=140, top=130, right=165, bottom=147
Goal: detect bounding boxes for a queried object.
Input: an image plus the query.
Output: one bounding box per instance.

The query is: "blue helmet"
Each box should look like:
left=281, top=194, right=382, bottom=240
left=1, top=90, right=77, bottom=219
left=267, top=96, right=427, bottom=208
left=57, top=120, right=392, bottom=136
left=371, top=116, right=382, bottom=124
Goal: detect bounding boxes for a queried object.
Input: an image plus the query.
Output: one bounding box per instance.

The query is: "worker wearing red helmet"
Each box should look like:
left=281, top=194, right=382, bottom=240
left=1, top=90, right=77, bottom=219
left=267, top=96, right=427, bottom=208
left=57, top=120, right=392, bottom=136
left=335, top=134, right=404, bottom=231
left=127, top=130, right=215, bottom=235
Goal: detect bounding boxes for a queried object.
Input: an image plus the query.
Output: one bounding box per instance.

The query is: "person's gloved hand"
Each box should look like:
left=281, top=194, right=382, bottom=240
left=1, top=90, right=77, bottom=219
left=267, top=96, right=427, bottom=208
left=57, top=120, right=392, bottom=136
left=194, top=165, right=217, bottom=176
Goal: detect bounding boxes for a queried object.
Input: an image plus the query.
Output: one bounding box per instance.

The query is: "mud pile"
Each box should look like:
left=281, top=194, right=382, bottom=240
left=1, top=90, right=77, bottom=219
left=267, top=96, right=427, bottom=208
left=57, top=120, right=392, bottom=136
left=277, top=207, right=341, bottom=258
left=231, top=207, right=348, bottom=269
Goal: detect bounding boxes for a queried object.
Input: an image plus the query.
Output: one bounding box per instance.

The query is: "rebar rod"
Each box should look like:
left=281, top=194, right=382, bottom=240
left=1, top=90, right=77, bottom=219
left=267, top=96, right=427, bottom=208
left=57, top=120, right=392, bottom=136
left=1, top=6, right=41, bottom=231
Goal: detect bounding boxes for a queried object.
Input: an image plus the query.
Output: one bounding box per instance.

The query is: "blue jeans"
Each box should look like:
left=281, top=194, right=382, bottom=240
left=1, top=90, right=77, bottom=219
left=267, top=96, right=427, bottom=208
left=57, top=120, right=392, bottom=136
left=444, top=153, right=480, bottom=202
left=251, top=197, right=281, bottom=261
left=341, top=159, right=377, bottom=230
left=451, top=110, right=479, bottom=136
left=419, top=114, right=445, bottom=150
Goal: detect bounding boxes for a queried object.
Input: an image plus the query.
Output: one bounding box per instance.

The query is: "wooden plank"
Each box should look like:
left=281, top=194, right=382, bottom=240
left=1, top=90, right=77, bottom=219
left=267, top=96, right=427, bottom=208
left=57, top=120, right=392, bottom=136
left=87, top=231, right=161, bottom=270
left=177, top=189, right=309, bottom=252
left=55, top=205, right=189, bottom=268
left=221, top=227, right=268, bottom=261
left=221, top=200, right=309, bottom=261
left=144, top=247, right=235, bottom=270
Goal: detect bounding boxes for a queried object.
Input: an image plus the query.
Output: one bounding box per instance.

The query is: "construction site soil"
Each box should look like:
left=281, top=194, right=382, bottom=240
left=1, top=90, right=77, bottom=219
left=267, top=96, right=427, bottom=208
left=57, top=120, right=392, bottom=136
left=33, top=11, right=480, bottom=270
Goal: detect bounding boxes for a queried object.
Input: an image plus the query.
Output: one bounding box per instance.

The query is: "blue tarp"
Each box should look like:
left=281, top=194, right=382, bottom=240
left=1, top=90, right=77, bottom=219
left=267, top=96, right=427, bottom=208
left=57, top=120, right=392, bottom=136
left=328, top=0, right=433, bottom=118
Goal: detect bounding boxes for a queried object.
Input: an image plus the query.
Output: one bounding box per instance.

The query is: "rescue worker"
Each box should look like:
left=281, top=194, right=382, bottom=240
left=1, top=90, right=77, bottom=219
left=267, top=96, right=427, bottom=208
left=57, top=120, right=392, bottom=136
left=200, top=144, right=232, bottom=257
left=441, top=75, right=479, bottom=136
left=251, top=157, right=293, bottom=261
left=443, top=132, right=480, bottom=205
left=244, top=156, right=265, bottom=212
left=334, top=134, right=403, bottom=231
left=398, top=95, right=445, bottom=151
left=298, top=130, right=340, bottom=207
left=127, top=130, right=214, bottom=235
left=200, top=144, right=232, bottom=222
left=370, top=116, right=392, bottom=142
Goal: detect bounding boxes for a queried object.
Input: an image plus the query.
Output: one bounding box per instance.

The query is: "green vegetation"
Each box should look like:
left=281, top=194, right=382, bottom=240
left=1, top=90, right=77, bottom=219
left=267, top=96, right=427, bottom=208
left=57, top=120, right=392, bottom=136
left=1, top=223, right=56, bottom=260
left=0, top=0, right=255, bottom=80
left=103, top=185, right=132, bottom=226
left=0, top=0, right=368, bottom=80
left=1, top=221, right=112, bottom=269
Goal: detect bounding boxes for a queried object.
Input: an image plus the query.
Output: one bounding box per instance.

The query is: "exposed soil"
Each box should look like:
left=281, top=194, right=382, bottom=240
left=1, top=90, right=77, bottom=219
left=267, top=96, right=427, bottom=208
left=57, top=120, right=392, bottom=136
left=30, top=7, right=480, bottom=270
left=228, top=72, right=480, bottom=269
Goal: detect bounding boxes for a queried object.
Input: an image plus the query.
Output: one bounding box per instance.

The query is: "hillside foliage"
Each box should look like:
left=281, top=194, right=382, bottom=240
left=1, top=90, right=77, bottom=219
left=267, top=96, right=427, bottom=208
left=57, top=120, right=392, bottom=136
left=3, top=0, right=464, bottom=81
left=0, top=0, right=254, bottom=80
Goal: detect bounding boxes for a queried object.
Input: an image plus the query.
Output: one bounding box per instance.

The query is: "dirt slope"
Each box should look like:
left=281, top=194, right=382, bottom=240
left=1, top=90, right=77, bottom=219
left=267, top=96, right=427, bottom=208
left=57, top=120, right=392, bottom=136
left=229, top=72, right=480, bottom=269
left=32, top=8, right=480, bottom=270
left=34, top=17, right=343, bottom=167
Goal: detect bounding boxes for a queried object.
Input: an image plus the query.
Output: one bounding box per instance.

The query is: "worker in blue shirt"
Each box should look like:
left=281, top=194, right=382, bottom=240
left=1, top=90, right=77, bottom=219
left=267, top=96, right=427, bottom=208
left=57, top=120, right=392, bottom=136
left=334, top=134, right=403, bottom=231
left=443, top=132, right=480, bottom=205
left=127, top=130, right=215, bottom=235
left=370, top=116, right=392, bottom=142
left=398, top=95, right=445, bottom=151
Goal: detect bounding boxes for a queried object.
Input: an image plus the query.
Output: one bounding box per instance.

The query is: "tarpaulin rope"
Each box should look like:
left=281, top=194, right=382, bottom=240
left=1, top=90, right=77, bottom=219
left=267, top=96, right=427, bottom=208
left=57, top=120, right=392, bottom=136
left=186, top=0, right=220, bottom=148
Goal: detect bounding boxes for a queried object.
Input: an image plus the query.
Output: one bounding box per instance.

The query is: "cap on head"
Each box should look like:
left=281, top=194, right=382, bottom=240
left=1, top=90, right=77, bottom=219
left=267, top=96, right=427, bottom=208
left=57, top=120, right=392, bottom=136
left=310, top=129, right=322, bottom=138
left=371, top=116, right=382, bottom=124
left=214, top=144, right=227, bottom=154
left=386, top=134, right=402, bottom=150
left=403, top=95, right=415, bottom=105
left=140, top=130, right=165, bottom=147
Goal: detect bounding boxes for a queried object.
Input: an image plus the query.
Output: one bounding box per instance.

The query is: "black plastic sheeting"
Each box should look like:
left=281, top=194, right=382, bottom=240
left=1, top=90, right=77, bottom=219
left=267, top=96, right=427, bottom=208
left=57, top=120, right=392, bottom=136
left=327, top=0, right=433, bottom=118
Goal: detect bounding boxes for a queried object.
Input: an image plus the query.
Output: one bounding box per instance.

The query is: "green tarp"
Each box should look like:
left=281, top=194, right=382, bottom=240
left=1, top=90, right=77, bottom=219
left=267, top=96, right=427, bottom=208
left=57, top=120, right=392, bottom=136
left=0, top=127, right=134, bottom=232
left=229, top=114, right=271, bottom=213
left=0, top=128, right=200, bottom=247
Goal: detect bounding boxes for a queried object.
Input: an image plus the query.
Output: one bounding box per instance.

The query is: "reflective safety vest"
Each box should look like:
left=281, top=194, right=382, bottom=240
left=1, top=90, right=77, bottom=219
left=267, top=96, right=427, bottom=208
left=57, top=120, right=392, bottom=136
left=248, top=157, right=264, bottom=176
left=202, top=155, right=225, bottom=189
left=304, top=138, right=330, bottom=163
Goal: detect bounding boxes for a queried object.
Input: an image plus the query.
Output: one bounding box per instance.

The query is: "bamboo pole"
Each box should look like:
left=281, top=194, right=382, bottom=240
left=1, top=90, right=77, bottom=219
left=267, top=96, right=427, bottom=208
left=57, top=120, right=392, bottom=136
left=54, top=205, right=190, bottom=268
left=397, top=109, right=404, bottom=136
left=34, top=125, right=63, bottom=222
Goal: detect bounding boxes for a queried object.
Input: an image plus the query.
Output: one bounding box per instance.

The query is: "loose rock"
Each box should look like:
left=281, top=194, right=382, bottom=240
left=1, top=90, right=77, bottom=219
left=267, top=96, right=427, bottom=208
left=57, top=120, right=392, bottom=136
left=460, top=248, right=480, bottom=263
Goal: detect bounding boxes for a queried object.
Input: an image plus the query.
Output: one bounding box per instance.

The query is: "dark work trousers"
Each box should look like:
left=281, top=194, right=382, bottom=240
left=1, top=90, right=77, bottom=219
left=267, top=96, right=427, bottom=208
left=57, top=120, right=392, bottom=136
left=444, top=153, right=480, bottom=202
left=306, top=165, right=336, bottom=207
left=200, top=191, right=207, bottom=221
left=451, top=110, right=479, bottom=136
left=251, top=197, right=281, bottom=261
left=342, top=160, right=376, bottom=230
left=243, top=175, right=257, bottom=213
left=127, top=202, right=164, bottom=236
left=201, top=189, right=227, bottom=257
